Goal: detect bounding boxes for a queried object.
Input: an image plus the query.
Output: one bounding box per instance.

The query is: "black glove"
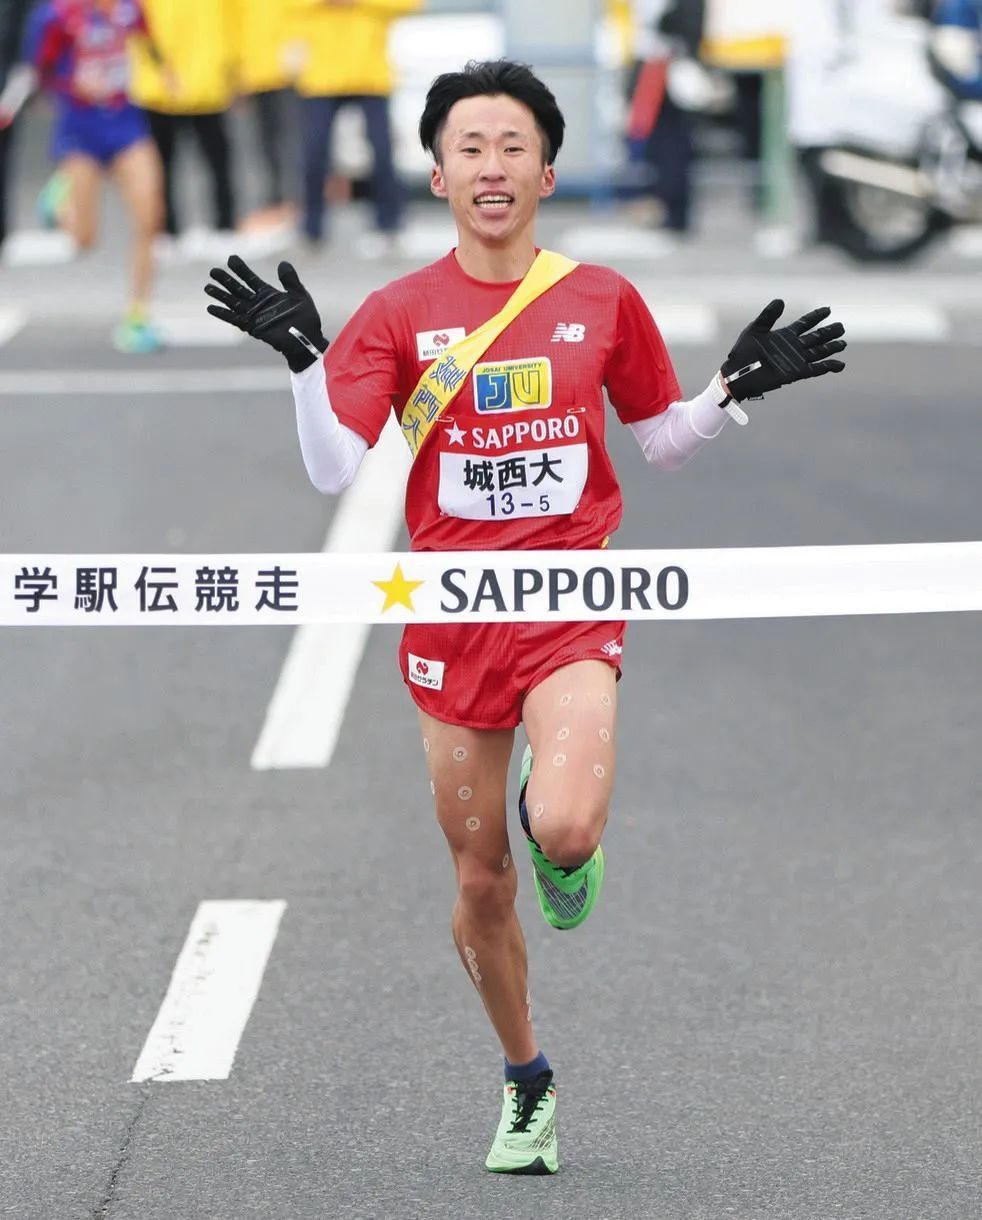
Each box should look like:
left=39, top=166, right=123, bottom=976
left=204, top=255, right=328, bottom=373
left=721, top=300, right=847, bottom=402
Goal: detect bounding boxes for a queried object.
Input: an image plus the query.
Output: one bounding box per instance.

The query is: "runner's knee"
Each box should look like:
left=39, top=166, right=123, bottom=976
left=455, top=854, right=517, bottom=922
left=528, top=778, right=608, bottom=865
left=134, top=196, right=162, bottom=237
left=533, top=810, right=606, bottom=869
left=523, top=693, right=615, bottom=866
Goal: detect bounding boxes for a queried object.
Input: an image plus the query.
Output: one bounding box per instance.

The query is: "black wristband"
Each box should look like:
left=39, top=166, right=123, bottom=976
left=285, top=330, right=329, bottom=374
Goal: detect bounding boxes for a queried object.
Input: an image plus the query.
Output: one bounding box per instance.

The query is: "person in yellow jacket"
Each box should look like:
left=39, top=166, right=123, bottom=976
left=236, top=0, right=297, bottom=230
left=130, top=0, right=238, bottom=240
left=289, top=0, right=421, bottom=245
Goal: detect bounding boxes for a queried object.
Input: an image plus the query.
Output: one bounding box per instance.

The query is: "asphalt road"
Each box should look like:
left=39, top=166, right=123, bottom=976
left=1, top=260, right=980, bottom=1220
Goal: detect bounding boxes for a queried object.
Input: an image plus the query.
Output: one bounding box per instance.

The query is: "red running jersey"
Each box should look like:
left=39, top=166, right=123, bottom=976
left=324, top=251, right=682, bottom=553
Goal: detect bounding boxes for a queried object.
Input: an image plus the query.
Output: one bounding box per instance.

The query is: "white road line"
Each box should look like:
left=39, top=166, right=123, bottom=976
left=829, top=304, right=950, bottom=343
left=155, top=312, right=247, bottom=347
left=131, top=899, right=286, bottom=1083
left=628, top=275, right=982, bottom=309
left=0, top=368, right=288, bottom=395
left=0, top=308, right=28, bottom=347
left=251, top=420, right=409, bottom=770
left=397, top=221, right=459, bottom=262
left=644, top=304, right=951, bottom=345
left=1, top=229, right=76, bottom=266
left=647, top=302, right=718, bottom=344
left=558, top=224, right=682, bottom=261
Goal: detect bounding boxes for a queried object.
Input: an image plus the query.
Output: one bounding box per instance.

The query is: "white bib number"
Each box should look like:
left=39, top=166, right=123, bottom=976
left=438, top=443, right=588, bottom=521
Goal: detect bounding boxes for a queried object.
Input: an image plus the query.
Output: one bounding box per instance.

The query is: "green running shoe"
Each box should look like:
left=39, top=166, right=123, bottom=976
left=519, top=744, right=605, bottom=931
left=485, top=1069, right=559, bottom=1175
left=36, top=171, right=70, bottom=230
left=112, top=312, right=163, bottom=355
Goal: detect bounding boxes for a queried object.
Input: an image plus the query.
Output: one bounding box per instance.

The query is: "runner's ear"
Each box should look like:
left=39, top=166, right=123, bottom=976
left=539, top=164, right=556, bottom=199
left=430, top=164, right=447, bottom=198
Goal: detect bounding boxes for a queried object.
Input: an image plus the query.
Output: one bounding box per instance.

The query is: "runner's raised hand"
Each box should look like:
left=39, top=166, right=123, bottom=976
left=205, top=255, right=328, bottom=373
left=721, top=300, right=847, bottom=402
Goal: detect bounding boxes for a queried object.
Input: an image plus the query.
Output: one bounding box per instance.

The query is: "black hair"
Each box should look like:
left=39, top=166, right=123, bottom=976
left=419, top=59, right=565, bottom=166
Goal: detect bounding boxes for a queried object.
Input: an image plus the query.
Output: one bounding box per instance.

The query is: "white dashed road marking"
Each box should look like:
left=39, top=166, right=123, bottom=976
left=829, top=305, right=950, bottom=343
left=251, top=420, right=409, bottom=770
left=0, top=368, right=288, bottom=395
left=1, top=229, right=75, bottom=266
left=155, top=310, right=247, bottom=347
left=0, top=308, right=28, bottom=347
left=131, top=900, right=286, bottom=1083
left=559, top=225, right=682, bottom=261
left=646, top=303, right=718, bottom=345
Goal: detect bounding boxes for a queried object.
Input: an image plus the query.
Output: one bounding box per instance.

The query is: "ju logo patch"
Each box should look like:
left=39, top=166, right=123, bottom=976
left=474, top=358, right=552, bottom=414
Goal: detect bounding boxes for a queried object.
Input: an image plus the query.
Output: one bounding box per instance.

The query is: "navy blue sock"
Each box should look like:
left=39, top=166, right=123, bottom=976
left=505, top=1050, right=551, bottom=1082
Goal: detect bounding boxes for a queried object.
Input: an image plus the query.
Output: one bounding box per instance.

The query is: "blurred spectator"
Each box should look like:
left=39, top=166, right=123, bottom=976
left=17, top=0, right=165, bottom=352
left=607, top=0, right=635, bottom=66
left=288, top=0, right=421, bottom=252
left=130, top=0, right=237, bottom=246
left=0, top=0, right=33, bottom=251
left=236, top=0, right=297, bottom=233
left=626, top=0, right=704, bottom=235
left=731, top=70, right=763, bottom=210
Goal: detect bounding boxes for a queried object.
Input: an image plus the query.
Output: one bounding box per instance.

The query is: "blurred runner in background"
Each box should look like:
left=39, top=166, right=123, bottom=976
left=237, top=0, right=298, bottom=236
left=0, top=0, right=33, bottom=253
left=130, top=0, right=237, bottom=255
left=12, top=0, right=165, bottom=352
left=289, top=0, right=421, bottom=254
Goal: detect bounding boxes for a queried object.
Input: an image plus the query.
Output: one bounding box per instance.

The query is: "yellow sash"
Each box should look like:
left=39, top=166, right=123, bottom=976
left=399, top=249, right=579, bottom=460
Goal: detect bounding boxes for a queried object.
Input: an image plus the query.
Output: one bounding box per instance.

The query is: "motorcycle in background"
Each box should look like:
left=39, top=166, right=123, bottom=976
left=789, top=7, right=982, bottom=262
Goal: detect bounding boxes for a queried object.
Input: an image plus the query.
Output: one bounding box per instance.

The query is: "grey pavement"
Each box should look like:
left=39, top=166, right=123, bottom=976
left=1, top=131, right=981, bottom=1219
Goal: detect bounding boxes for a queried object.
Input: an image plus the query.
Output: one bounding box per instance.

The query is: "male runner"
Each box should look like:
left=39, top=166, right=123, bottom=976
left=205, top=59, right=847, bottom=1175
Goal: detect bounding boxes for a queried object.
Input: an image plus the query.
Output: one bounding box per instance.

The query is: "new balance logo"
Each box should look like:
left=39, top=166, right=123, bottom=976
left=551, top=323, right=585, bottom=343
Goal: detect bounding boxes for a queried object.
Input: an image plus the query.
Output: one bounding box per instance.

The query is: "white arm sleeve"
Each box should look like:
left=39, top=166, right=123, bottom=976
left=0, top=66, right=37, bottom=122
left=290, top=362, right=370, bottom=495
left=627, top=375, right=730, bottom=471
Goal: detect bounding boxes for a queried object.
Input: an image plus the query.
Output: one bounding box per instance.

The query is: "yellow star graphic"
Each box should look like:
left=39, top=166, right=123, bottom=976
left=373, top=562, right=424, bottom=613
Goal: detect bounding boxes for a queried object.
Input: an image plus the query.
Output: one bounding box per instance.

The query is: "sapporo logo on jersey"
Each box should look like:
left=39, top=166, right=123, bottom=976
left=474, top=358, right=552, bottom=414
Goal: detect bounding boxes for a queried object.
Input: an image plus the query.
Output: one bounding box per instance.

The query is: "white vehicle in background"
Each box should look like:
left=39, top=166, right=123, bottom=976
left=788, top=1, right=982, bottom=261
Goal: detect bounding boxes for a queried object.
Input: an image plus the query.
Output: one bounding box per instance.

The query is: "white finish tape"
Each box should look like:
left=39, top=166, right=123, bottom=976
left=2, top=543, right=979, bottom=625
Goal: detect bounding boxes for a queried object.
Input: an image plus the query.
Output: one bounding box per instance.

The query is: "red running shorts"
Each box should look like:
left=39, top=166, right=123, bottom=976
left=399, top=620, right=625, bottom=730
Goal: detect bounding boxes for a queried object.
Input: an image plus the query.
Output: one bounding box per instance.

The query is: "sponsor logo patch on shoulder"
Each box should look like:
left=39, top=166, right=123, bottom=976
left=416, top=328, right=466, bottom=361
left=408, top=652, right=445, bottom=690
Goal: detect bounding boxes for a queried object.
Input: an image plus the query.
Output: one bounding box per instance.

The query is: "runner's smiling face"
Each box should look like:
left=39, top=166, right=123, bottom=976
left=431, top=94, right=556, bottom=251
